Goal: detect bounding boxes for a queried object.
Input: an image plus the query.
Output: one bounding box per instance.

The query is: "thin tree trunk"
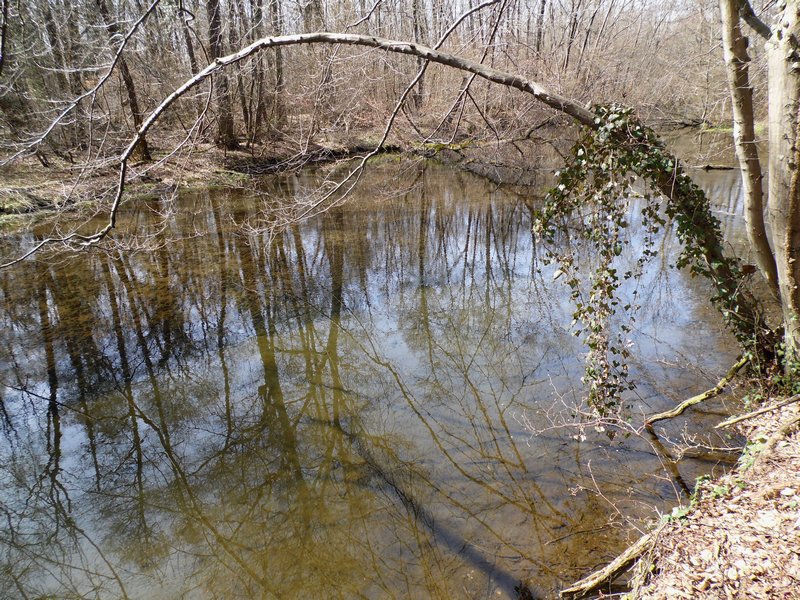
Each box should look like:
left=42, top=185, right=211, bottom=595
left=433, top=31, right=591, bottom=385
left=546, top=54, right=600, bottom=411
left=0, top=0, right=8, bottom=79
left=94, top=0, right=152, bottom=160
left=41, top=0, right=84, bottom=149
left=177, top=0, right=199, bottom=74
left=269, top=0, right=284, bottom=124
left=719, top=0, right=779, bottom=295
left=206, top=0, right=238, bottom=148
left=412, top=0, right=427, bottom=108
left=250, top=0, right=268, bottom=142
left=228, top=0, right=250, bottom=134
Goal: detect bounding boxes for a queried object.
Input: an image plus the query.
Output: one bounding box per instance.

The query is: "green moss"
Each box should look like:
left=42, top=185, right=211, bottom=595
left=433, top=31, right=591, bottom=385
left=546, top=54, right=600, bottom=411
left=415, top=139, right=474, bottom=153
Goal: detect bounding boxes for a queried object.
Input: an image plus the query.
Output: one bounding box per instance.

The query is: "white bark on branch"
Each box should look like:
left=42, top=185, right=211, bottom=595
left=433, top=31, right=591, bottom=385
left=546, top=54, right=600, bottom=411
left=0, top=31, right=597, bottom=267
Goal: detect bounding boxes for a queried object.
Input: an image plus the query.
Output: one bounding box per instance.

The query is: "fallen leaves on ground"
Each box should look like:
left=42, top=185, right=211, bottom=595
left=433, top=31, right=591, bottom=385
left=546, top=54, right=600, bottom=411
left=632, top=402, right=800, bottom=599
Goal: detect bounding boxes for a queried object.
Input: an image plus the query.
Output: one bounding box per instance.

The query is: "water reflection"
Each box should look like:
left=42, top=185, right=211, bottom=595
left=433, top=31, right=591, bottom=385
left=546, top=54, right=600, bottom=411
left=0, top=160, right=741, bottom=598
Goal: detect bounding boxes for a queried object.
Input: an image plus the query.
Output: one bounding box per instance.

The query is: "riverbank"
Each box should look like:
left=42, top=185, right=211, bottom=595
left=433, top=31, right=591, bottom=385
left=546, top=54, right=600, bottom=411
left=561, top=393, right=800, bottom=599
left=0, top=126, right=570, bottom=226
left=630, top=397, right=800, bottom=599
left=0, top=133, right=398, bottom=223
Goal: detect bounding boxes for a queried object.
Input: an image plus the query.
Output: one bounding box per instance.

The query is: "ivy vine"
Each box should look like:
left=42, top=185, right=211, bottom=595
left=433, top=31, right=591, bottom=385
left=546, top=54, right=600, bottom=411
left=535, top=104, right=772, bottom=414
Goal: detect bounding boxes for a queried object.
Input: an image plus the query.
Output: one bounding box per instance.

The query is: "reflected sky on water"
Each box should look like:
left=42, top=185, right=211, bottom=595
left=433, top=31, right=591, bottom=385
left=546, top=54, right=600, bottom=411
left=0, top=159, right=745, bottom=599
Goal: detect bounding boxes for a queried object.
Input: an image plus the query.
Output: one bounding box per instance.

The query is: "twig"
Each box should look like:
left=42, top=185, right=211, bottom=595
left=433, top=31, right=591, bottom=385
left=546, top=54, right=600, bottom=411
left=645, top=355, right=748, bottom=426
left=716, top=393, right=800, bottom=429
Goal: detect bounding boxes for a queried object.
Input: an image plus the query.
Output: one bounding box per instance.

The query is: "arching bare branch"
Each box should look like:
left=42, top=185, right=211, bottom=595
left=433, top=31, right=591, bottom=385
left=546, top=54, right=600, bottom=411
left=1, top=31, right=596, bottom=268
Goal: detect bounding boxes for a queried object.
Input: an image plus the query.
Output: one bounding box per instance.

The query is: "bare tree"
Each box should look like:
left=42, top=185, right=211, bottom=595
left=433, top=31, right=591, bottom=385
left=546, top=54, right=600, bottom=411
left=206, top=0, right=238, bottom=148
left=94, top=0, right=152, bottom=160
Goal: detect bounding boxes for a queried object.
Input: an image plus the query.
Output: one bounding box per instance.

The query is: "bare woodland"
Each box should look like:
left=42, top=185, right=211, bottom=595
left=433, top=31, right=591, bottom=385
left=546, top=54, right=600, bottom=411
left=0, top=0, right=753, bottom=162
left=4, top=1, right=800, bottom=597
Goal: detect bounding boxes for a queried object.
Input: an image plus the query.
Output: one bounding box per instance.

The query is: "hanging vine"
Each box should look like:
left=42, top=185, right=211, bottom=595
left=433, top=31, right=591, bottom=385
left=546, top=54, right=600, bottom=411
left=535, top=104, right=774, bottom=413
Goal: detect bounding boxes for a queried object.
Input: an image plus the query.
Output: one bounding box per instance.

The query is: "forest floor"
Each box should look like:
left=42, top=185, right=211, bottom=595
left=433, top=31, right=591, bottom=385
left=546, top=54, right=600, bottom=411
left=626, top=398, right=800, bottom=599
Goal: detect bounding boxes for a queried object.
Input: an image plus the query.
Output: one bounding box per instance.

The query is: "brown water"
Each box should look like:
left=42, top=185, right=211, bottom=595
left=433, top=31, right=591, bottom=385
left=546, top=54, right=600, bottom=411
left=0, top=159, right=744, bottom=599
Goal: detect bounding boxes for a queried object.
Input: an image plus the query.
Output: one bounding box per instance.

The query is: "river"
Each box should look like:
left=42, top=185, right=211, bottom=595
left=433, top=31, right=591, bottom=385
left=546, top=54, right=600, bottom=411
left=0, top=156, right=747, bottom=598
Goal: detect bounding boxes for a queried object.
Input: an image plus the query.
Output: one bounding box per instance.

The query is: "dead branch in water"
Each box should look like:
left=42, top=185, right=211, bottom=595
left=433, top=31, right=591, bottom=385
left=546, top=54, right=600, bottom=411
left=645, top=355, right=748, bottom=427
left=559, top=528, right=662, bottom=599
left=716, top=393, right=800, bottom=429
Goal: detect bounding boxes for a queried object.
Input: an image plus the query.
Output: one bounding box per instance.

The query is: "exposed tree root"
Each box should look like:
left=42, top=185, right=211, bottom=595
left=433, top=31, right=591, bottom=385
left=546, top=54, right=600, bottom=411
left=645, top=355, right=748, bottom=427
left=559, top=528, right=662, bottom=599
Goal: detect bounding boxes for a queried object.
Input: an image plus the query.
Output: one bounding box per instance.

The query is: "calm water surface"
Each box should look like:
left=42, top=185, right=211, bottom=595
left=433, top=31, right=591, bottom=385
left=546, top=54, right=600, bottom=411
left=0, top=159, right=744, bottom=598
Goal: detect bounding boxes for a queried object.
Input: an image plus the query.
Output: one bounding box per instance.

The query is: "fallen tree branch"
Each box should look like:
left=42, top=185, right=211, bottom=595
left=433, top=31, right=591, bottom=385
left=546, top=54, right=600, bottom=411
left=645, top=355, right=748, bottom=427
left=716, top=393, right=800, bottom=429
left=559, top=529, right=660, bottom=599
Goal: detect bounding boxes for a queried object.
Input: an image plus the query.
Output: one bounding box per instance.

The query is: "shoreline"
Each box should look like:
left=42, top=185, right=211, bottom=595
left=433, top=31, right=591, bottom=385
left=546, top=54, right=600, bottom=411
left=560, top=394, right=800, bottom=599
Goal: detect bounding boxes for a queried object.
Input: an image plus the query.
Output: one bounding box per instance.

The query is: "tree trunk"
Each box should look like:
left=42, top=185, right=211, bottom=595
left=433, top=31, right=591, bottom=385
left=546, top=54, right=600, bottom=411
left=269, top=0, right=284, bottom=125
left=302, top=0, right=324, bottom=32
left=206, top=0, right=238, bottom=149
left=411, top=0, right=427, bottom=109
left=42, top=0, right=84, bottom=149
left=177, top=0, right=199, bottom=74
left=94, top=0, right=151, bottom=160
left=767, top=2, right=800, bottom=352
left=719, top=0, right=779, bottom=296
left=536, top=0, right=547, bottom=54
left=228, top=0, right=250, bottom=135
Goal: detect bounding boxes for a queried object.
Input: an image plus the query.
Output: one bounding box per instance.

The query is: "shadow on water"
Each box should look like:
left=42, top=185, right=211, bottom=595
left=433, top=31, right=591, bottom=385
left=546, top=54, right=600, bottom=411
left=0, top=159, right=745, bottom=598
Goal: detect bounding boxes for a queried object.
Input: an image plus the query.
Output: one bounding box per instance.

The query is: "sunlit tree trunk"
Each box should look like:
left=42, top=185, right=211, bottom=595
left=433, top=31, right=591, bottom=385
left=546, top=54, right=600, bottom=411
left=767, top=2, right=800, bottom=351
left=718, top=0, right=779, bottom=295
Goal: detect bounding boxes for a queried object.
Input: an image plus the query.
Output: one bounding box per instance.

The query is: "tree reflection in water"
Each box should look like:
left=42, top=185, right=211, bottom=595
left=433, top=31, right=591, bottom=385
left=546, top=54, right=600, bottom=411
left=0, top=160, right=740, bottom=599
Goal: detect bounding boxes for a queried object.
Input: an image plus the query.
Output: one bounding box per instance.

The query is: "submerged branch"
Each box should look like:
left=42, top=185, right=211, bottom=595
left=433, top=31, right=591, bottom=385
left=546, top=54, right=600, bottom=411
left=559, top=529, right=660, bottom=599
left=645, top=355, right=748, bottom=426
